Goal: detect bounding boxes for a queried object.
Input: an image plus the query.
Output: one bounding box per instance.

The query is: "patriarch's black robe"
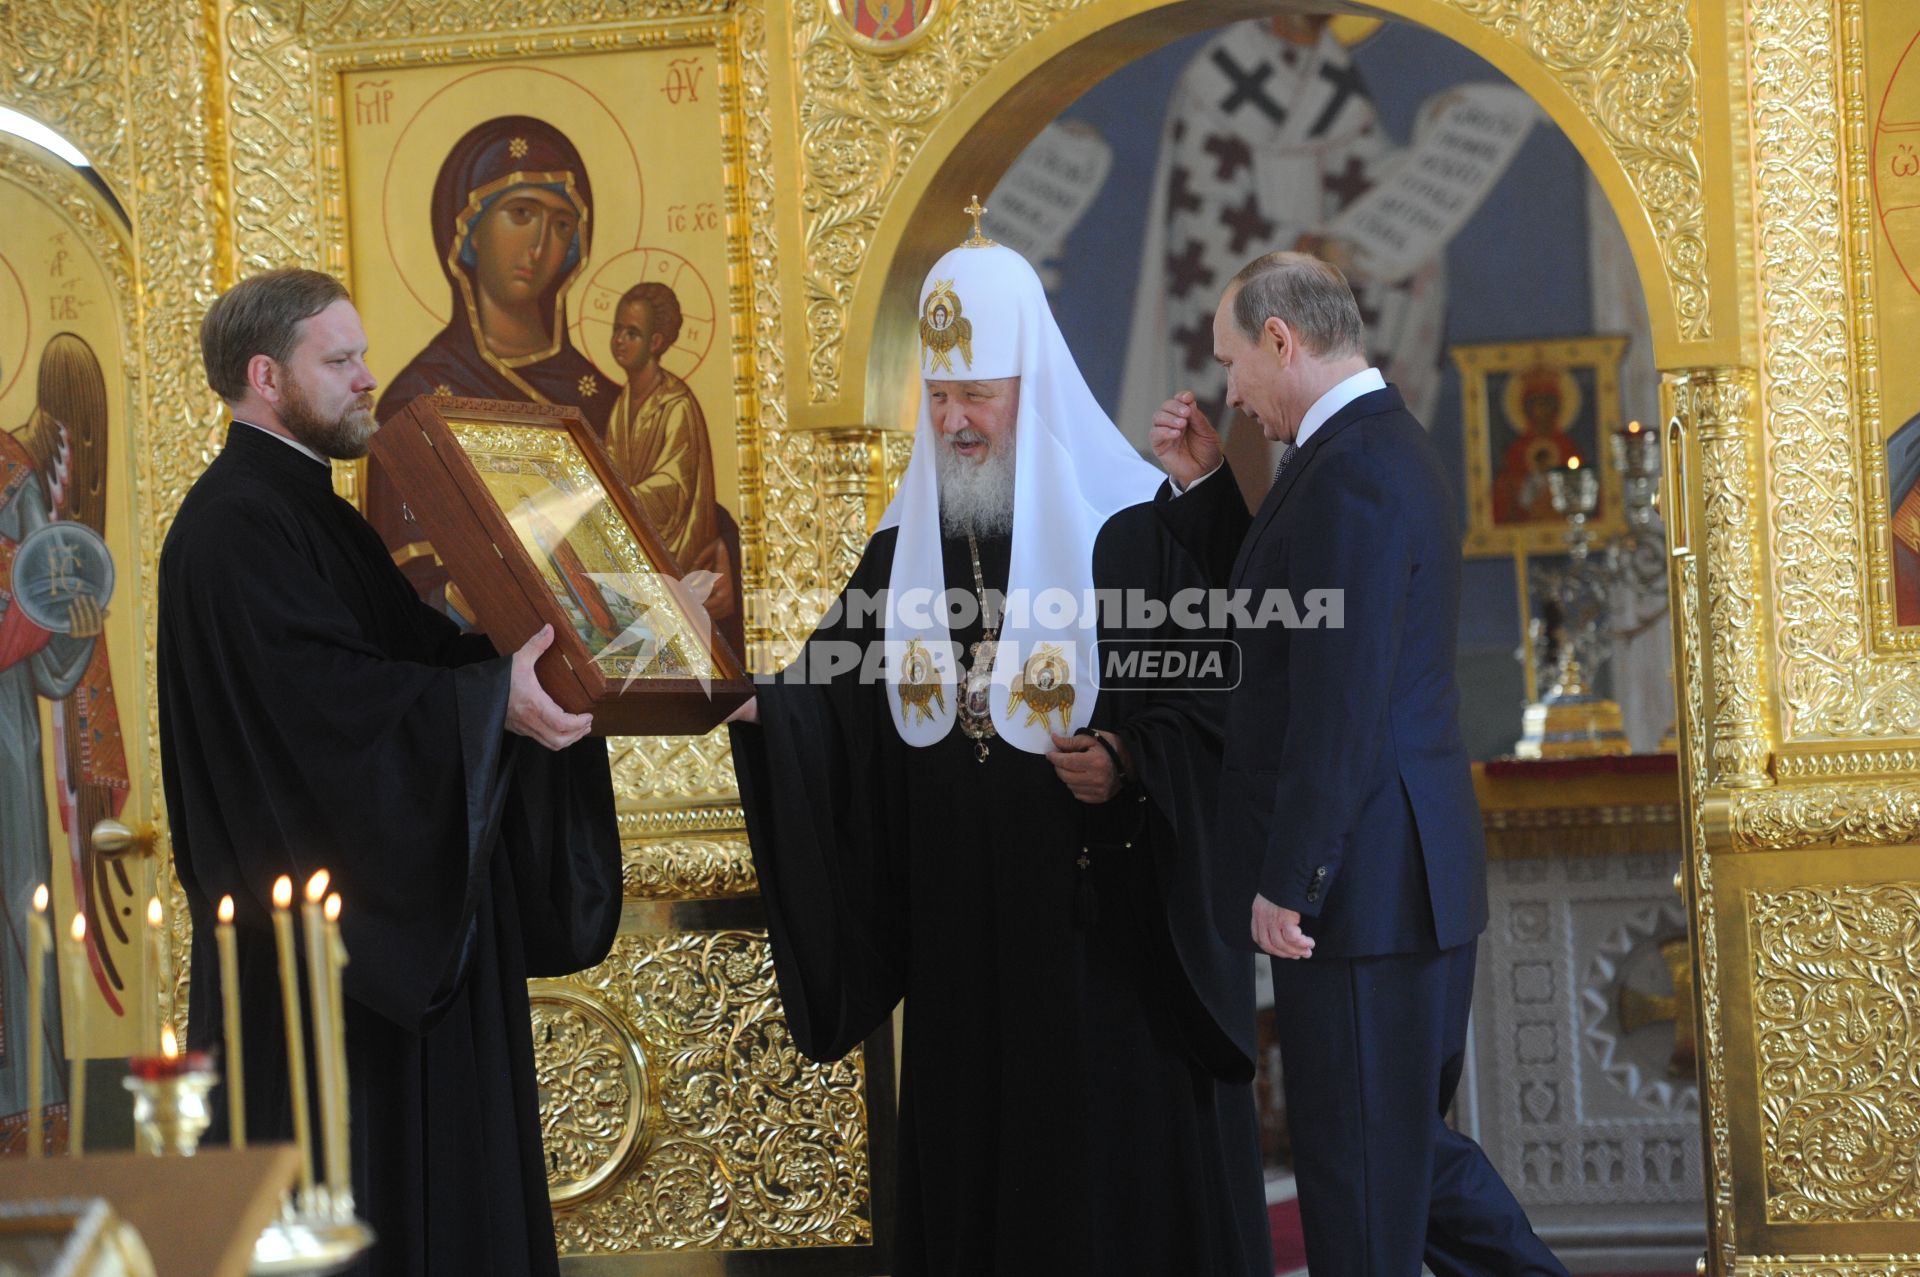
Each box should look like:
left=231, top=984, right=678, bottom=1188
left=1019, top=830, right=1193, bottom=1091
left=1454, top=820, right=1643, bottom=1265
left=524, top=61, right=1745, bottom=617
left=157, top=424, right=621, bottom=1277
left=730, top=505, right=1270, bottom=1276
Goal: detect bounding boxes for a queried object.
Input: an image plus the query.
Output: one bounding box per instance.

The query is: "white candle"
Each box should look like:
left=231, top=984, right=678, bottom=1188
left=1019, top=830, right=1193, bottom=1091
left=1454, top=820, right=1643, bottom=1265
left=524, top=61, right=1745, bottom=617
left=323, top=892, right=350, bottom=1200
left=146, top=896, right=171, bottom=1055
left=301, top=870, right=345, bottom=1204
left=270, top=875, right=315, bottom=1201
left=216, top=895, right=246, bottom=1148
left=62, top=913, right=87, bottom=1156
left=26, top=886, right=48, bottom=1159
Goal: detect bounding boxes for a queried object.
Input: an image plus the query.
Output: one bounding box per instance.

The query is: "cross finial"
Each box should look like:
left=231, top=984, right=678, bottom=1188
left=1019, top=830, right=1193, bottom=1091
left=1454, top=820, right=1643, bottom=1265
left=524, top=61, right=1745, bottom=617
left=962, top=195, right=996, bottom=248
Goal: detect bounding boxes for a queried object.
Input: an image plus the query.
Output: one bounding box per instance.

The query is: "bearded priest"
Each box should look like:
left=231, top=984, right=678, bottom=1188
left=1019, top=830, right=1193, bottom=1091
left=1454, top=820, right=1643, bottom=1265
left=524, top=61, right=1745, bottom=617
left=728, top=215, right=1269, bottom=1275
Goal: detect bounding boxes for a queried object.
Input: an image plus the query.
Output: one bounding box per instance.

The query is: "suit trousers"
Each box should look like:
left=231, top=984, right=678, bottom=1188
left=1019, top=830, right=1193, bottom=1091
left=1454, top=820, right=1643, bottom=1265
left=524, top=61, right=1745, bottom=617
left=1270, top=941, right=1567, bottom=1277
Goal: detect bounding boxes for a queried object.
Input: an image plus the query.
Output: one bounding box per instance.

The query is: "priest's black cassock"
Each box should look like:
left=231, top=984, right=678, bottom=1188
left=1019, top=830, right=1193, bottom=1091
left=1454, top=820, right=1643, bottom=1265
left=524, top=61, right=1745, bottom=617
left=156, top=424, right=621, bottom=1277
left=730, top=508, right=1271, bottom=1276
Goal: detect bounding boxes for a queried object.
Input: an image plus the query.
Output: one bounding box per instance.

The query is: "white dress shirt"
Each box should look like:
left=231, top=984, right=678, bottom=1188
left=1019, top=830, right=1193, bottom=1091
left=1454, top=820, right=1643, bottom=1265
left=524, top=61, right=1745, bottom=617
left=1293, top=366, right=1386, bottom=449
left=1173, top=366, right=1386, bottom=494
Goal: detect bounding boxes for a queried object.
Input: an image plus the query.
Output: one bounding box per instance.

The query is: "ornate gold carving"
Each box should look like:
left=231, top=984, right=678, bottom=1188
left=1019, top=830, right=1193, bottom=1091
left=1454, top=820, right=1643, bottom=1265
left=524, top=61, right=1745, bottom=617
left=532, top=983, right=653, bottom=1205
left=1729, top=784, right=1920, bottom=853
left=1749, top=885, right=1920, bottom=1224
left=0, top=3, right=128, bottom=184
left=272, top=0, right=734, bottom=41
left=882, top=429, right=914, bottom=504
left=793, top=0, right=1100, bottom=403
left=816, top=428, right=880, bottom=587
left=603, top=734, right=736, bottom=808
left=1452, top=0, right=1709, bottom=340
left=547, top=930, right=873, bottom=1253
left=617, top=804, right=745, bottom=838
left=1676, top=545, right=1736, bottom=1263
left=793, top=0, right=1711, bottom=406
left=1776, top=750, right=1920, bottom=782
left=624, top=835, right=758, bottom=899
left=1755, top=0, right=1920, bottom=739
left=1672, top=369, right=1772, bottom=788
left=1738, top=1259, right=1920, bottom=1277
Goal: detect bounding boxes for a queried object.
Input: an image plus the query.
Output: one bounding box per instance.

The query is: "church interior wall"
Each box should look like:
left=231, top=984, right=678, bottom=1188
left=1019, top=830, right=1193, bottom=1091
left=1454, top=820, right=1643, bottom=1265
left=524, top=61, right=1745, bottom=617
left=1020, top=19, right=1660, bottom=760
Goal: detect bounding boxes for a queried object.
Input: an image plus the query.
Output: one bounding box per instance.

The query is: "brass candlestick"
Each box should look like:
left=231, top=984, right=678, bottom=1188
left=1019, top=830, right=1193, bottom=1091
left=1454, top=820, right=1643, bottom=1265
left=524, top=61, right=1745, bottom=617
left=1515, top=457, right=1631, bottom=758
left=123, top=1028, right=219, bottom=1156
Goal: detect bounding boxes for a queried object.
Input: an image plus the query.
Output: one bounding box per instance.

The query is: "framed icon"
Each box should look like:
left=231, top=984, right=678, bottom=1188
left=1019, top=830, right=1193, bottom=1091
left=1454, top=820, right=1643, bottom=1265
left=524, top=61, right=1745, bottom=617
left=372, top=396, right=750, bottom=735
left=1453, top=335, right=1631, bottom=557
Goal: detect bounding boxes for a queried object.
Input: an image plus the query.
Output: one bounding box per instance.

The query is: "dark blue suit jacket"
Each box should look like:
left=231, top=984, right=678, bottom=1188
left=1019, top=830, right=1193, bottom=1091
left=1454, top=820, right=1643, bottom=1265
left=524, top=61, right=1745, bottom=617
left=1158, top=386, right=1488, bottom=958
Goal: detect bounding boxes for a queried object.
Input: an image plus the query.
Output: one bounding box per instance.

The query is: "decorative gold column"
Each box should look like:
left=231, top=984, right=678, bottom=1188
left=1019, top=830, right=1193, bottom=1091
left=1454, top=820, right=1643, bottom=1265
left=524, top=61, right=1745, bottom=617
left=1668, top=368, right=1773, bottom=790
left=815, top=427, right=889, bottom=588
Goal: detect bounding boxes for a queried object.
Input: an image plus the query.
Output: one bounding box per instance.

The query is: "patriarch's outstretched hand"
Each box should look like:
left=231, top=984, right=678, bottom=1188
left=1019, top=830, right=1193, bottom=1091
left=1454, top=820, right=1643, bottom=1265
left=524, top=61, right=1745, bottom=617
left=507, top=624, right=595, bottom=750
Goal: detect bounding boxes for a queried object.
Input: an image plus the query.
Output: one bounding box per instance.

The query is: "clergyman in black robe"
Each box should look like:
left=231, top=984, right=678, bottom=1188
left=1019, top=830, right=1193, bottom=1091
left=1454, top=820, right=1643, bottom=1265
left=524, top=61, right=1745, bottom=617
left=730, top=238, right=1269, bottom=1275
left=159, top=269, right=620, bottom=1277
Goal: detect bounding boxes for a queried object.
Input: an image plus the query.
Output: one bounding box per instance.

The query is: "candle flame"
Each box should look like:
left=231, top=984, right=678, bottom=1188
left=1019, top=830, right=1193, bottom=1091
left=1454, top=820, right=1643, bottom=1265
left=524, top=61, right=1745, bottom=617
left=218, top=895, right=234, bottom=924
left=69, top=913, right=86, bottom=943
left=1568, top=456, right=1582, bottom=471
left=1628, top=420, right=1643, bottom=433
left=147, top=897, right=163, bottom=929
left=305, top=869, right=330, bottom=904
left=272, top=876, right=292, bottom=909
left=31, top=884, right=47, bottom=913
left=161, top=1023, right=179, bottom=1059
left=324, top=893, right=341, bottom=924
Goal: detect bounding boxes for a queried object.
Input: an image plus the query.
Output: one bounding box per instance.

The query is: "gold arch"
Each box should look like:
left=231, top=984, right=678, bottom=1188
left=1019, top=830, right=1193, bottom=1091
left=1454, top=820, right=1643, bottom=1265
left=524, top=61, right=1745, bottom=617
left=793, top=0, right=1740, bottom=435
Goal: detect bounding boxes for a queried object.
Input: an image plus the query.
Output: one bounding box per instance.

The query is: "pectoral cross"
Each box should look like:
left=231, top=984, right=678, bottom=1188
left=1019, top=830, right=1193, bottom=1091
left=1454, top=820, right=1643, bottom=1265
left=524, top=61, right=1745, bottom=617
left=963, top=195, right=996, bottom=248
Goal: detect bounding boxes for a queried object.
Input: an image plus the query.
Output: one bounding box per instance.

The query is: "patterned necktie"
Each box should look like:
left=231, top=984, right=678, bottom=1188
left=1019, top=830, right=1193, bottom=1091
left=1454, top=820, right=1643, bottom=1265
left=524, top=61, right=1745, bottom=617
left=1271, top=442, right=1299, bottom=488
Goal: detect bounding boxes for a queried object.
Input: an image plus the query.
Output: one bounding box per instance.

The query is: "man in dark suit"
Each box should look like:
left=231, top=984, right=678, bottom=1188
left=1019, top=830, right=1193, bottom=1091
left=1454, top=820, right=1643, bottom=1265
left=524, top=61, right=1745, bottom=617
left=1150, top=251, right=1564, bottom=1276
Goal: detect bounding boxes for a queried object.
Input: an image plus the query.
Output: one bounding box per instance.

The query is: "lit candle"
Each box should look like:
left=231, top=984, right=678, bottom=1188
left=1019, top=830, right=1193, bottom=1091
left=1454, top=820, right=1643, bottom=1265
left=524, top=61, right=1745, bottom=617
left=270, top=875, right=316, bottom=1201
left=301, top=870, right=344, bottom=1204
left=146, top=896, right=172, bottom=1054
left=26, top=885, right=48, bottom=1159
left=216, top=895, right=246, bottom=1148
left=324, top=892, right=350, bottom=1202
left=125, top=1023, right=211, bottom=1079
left=62, top=913, right=87, bottom=1156
left=1627, top=419, right=1644, bottom=434
left=1568, top=455, right=1582, bottom=471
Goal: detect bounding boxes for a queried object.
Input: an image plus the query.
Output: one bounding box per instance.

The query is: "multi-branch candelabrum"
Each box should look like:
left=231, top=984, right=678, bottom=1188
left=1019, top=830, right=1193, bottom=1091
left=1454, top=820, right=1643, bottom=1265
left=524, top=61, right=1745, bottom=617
left=1513, top=422, right=1669, bottom=757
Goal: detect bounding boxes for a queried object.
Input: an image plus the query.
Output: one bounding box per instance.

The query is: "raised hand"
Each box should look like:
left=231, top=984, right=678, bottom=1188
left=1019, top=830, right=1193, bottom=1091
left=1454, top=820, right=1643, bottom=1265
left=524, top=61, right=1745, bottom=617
left=1150, top=392, right=1223, bottom=491
left=506, top=624, right=595, bottom=750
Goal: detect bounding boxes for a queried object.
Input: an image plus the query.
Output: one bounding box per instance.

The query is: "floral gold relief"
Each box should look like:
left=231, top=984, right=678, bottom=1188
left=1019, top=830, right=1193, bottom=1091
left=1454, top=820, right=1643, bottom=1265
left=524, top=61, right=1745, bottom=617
left=1749, top=885, right=1920, bottom=1225
left=623, top=835, right=759, bottom=899
left=1676, top=547, right=1736, bottom=1268
left=792, top=0, right=1713, bottom=411
left=1671, top=368, right=1772, bottom=789
left=1730, top=785, right=1920, bottom=853
left=1738, top=1260, right=1920, bottom=1277
left=532, top=983, right=654, bottom=1205
left=545, top=930, right=873, bottom=1254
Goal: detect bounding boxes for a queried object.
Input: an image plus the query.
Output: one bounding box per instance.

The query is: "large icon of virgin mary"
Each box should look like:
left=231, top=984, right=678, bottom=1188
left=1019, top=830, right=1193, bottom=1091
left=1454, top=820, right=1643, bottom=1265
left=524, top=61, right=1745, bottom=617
left=369, top=114, right=617, bottom=606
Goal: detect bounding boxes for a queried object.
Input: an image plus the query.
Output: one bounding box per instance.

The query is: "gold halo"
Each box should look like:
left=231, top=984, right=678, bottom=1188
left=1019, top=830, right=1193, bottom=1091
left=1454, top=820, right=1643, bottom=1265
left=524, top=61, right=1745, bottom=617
left=1502, top=364, right=1583, bottom=436
left=0, top=249, right=29, bottom=404
left=828, top=0, right=941, bottom=54
left=570, top=246, right=720, bottom=384
left=374, top=65, right=645, bottom=330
